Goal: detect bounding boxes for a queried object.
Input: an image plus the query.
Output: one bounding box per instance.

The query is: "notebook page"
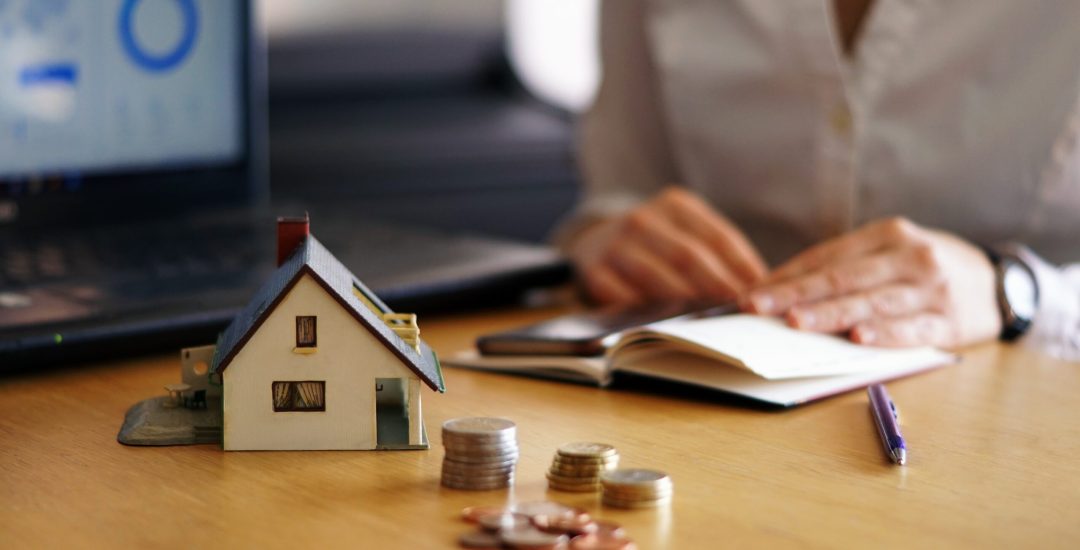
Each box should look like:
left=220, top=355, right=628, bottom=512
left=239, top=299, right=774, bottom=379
left=613, top=346, right=948, bottom=407
left=621, top=314, right=955, bottom=380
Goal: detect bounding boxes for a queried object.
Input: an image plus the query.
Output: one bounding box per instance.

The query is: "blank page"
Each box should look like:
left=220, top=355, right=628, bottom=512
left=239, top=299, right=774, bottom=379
left=615, top=315, right=955, bottom=380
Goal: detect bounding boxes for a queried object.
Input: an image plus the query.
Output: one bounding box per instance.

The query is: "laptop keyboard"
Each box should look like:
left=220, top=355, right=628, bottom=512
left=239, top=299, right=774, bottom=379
left=0, top=219, right=266, bottom=290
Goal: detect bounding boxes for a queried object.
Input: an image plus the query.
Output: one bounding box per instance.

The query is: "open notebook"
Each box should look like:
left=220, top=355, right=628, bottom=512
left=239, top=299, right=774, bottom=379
left=445, top=314, right=955, bottom=407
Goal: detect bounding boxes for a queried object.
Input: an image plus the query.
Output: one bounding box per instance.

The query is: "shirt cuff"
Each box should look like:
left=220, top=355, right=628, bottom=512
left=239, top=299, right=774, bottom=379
left=1013, top=246, right=1080, bottom=361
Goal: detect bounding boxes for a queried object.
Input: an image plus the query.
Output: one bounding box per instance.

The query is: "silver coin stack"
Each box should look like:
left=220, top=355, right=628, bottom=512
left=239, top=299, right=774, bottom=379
left=600, top=469, right=673, bottom=509
left=441, top=417, right=519, bottom=490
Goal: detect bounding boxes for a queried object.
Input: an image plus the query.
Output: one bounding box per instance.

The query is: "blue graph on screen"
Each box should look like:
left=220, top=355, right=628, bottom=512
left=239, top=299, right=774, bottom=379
left=118, top=0, right=198, bottom=73
left=18, top=0, right=69, bottom=33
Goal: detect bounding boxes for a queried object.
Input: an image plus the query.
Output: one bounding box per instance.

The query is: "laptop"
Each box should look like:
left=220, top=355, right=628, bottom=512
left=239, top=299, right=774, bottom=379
left=0, top=0, right=569, bottom=370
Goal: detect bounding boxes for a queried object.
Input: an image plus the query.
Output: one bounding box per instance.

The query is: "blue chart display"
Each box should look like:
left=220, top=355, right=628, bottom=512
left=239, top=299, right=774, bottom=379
left=119, top=0, right=199, bottom=73
left=0, top=0, right=241, bottom=178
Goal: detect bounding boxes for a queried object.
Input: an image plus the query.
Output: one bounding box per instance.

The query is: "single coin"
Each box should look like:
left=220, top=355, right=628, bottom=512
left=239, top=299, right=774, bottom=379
left=440, top=475, right=511, bottom=488
left=444, top=440, right=519, bottom=452
left=549, top=466, right=612, bottom=477
left=601, top=488, right=673, bottom=500
left=462, top=505, right=510, bottom=523
left=558, top=442, right=618, bottom=459
left=547, top=482, right=601, bottom=493
left=511, top=501, right=584, bottom=520
left=592, top=521, right=627, bottom=540
left=532, top=514, right=597, bottom=537
left=545, top=472, right=604, bottom=484
left=601, top=496, right=672, bottom=509
left=552, top=454, right=620, bottom=466
left=443, top=461, right=517, bottom=474
left=601, top=483, right=673, bottom=495
left=458, top=529, right=505, bottom=549
left=600, top=469, right=670, bottom=486
left=500, top=526, right=570, bottom=549
left=442, top=447, right=518, bottom=460
left=478, top=512, right=531, bottom=532
left=444, top=455, right=516, bottom=468
left=443, top=437, right=518, bottom=450
left=569, top=533, right=638, bottom=550
left=443, top=417, right=516, bottom=436
left=442, top=474, right=515, bottom=487
left=550, top=461, right=616, bottom=474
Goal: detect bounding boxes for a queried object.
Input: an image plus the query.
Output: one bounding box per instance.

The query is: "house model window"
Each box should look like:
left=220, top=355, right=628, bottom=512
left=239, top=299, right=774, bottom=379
left=295, top=316, right=317, bottom=348
left=272, top=381, right=326, bottom=412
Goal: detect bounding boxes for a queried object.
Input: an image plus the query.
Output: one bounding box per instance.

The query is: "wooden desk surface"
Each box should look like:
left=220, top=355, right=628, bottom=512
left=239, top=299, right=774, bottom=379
left=2, top=306, right=1079, bottom=549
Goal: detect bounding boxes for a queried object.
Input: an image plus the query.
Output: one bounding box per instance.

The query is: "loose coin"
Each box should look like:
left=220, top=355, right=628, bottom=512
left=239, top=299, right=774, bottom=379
left=458, top=529, right=505, bottom=549
left=592, top=521, right=627, bottom=540
left=478, top=512, right=531, bottom=533
left=461, top=506, right=509, bottom=523
left=569, top=533, right=638, bottom=550
left=532, top=514, right=598, bottom=537
left=500, top=526, right=570, bottom=549
left=511, top=501, right=584, bottom=520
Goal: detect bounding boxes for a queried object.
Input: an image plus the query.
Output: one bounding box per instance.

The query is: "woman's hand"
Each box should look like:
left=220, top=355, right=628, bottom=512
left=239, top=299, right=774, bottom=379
left=742, top=217, right=1001, bottom=348
left=568, top=187, right=768, bottom=305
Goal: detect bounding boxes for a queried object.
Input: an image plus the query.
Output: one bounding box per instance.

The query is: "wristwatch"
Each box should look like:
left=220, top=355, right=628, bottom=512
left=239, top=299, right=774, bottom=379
left=987, top=249, right=1039, bottom=342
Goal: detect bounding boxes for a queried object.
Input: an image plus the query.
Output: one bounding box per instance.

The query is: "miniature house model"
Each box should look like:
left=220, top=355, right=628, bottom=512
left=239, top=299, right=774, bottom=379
left=208, top=217, right=445, bottom=451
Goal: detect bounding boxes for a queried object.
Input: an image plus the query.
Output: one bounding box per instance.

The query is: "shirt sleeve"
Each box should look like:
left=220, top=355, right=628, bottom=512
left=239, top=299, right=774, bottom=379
left=553, top=0, right=681, bottom=244
left=1016, top=246, right=1080, bottom=361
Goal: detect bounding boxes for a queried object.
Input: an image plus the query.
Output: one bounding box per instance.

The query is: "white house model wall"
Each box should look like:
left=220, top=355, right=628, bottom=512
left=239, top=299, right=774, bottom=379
left=222, top=273, right=423, bottom=451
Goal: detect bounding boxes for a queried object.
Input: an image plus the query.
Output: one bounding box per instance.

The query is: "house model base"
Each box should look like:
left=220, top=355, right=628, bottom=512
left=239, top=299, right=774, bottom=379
left=117, top=216, right=445, bottom=451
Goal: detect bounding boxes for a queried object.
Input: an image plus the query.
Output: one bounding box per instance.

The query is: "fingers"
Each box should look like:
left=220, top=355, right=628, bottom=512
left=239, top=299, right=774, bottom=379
left=568, top=187, right=769, bottom=307
left=606, top=240, right=697, bottom=301
left=786, top=284, right=943, bottom=333
left=851, top=313, right=957, bottom=348
left=580, top=263, right=642, bottom=306
left=768, top=217, right=925, bottom=283
left=744, top=244, right=942, bottom=315
left=655, top=189, right=768, bottom=285
left=623, top=206, right=744, bottom=300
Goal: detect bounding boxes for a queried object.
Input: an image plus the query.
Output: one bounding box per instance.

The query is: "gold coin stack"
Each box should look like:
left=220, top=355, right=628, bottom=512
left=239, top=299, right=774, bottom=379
left=441, top=417, right=518, bottom=491
left=600, top=469, right=673, bottom=508
left=546, top=442, right=620, bottom=492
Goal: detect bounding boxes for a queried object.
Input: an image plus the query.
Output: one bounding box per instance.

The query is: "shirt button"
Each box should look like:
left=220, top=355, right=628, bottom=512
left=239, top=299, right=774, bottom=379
left=831, top=104, right=853, bottom=136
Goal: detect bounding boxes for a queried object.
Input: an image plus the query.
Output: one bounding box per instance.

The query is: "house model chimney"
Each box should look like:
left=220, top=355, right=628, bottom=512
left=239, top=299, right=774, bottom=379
left=277, top=215, right=310, bottom=266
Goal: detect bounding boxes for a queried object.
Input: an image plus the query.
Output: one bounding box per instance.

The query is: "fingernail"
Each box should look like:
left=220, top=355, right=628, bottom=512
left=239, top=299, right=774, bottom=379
left=854, top=327, right=876, bottom=344
left=749, top=292, right=774, bottom=314
left=788, top=309, right=814, bottom=328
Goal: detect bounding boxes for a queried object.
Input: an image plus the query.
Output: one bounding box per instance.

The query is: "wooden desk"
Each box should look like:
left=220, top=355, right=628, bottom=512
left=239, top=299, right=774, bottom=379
left=2, top=306, right=1078, bottom=549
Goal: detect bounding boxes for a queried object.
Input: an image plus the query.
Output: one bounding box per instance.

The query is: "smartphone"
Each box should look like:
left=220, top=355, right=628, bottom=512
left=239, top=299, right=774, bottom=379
left=477, top=300, right=735, bottom=357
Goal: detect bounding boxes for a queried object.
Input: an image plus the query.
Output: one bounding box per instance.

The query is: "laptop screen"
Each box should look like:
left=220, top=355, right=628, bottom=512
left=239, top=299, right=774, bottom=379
left=0, top=0, right=244, bottom=179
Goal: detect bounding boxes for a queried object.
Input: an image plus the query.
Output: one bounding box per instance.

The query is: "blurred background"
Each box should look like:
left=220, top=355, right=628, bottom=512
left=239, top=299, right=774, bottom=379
left=262, top=0, right=600, bottom=242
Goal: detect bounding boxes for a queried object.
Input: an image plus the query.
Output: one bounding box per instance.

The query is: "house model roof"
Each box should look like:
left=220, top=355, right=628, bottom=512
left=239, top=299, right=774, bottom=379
left=209, top=235, right=445, bottom=392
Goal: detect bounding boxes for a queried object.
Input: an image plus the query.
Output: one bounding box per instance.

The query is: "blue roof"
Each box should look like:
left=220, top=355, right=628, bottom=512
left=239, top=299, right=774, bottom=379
left=209, top=235, right=445, bottom=392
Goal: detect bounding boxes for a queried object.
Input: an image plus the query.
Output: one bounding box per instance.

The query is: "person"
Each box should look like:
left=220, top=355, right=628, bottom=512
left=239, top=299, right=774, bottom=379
left=559, top=0, right=1080, bottom=359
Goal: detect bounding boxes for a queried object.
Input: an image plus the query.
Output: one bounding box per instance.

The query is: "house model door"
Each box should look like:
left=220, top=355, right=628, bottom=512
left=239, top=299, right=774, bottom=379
left=375, top=378, right=409, bottom=447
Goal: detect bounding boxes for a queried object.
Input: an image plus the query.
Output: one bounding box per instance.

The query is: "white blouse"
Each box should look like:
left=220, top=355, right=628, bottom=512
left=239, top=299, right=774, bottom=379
left=575, top=0, right=1080, bottom=359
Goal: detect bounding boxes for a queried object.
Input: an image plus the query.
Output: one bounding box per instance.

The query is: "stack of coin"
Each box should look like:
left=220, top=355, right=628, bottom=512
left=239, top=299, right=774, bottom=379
left=441, top=417, right=518, bottom=490
left=546, top=442, right=620, bottom=492
left=600, top=469, right=673, bottom=509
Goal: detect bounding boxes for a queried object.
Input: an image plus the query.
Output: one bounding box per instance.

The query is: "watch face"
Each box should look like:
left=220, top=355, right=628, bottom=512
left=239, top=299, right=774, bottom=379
left=1003, top=263, right=1037, bottom=320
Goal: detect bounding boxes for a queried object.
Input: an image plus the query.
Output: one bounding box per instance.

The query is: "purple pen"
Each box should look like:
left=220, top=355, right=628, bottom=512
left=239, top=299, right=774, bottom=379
left=868, top=384, right=907, bottom=465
